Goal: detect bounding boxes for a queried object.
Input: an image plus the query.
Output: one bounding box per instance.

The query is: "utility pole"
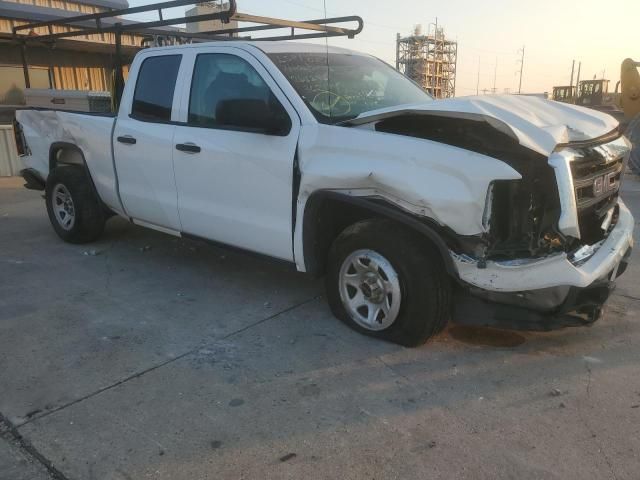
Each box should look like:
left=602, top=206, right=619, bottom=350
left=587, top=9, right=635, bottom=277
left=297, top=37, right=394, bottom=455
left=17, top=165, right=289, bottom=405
left=476, top=56, right=480, bottom=95
left=517, top=45, right=525, bottom=94
left=492, top=56, right=497, bottom=94
left=570, top=59, right=575, bottom=88
left=575, top=61, right=581, bottom=97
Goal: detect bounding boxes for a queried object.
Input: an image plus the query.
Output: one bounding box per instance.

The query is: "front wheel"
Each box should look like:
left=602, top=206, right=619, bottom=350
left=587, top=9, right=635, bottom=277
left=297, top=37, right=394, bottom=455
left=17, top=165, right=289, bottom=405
left=325, top=219, right=451, bottom=347
left=45, top=166, right=105, bottom=243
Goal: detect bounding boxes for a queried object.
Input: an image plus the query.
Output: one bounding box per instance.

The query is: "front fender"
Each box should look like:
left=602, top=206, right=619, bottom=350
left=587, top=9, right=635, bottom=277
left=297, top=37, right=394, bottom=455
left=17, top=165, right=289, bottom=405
left=298, top=124, right=521, bottom=233
left=292, top=124, right=522, bottom=272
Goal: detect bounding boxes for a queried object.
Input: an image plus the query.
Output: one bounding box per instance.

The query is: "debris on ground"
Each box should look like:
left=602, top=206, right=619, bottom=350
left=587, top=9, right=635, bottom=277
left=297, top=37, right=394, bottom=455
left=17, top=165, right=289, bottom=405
left=550, top=388, right=562, bottom=397
left=139, top=245, right=152, bottom=252
left=279, top=453, right=297, bottom=462
left=83, top=249, right=100, bottom=256
left=210, top=440, right=223, bottom=450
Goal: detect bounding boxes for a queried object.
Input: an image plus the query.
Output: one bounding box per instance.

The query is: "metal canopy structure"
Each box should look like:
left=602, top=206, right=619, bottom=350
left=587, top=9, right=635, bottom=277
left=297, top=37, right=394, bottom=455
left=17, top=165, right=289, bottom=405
left=11, top=0, right=363, bottom=105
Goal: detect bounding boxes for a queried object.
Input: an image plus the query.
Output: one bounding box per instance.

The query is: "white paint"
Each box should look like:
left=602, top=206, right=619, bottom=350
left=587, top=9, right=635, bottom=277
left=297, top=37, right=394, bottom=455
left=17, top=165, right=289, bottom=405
left=16, top=109, right=122, bottom=213
left=290, top=123, right=521, bottom=271
left=170, top=45, right=300, bottom=261
left=548, top=149, right=581, bottom=239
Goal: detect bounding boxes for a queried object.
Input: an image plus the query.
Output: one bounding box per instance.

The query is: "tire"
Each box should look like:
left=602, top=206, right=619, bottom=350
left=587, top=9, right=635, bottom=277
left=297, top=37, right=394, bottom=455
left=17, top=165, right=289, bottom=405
left=45, top=166, right=105, bottom=243
left=325, top=219, right=451, bottom=347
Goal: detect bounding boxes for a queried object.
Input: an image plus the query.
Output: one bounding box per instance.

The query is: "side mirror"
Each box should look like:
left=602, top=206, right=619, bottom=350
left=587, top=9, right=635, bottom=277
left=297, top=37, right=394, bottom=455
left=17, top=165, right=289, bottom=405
left=215, top=99, right=291, bottom=136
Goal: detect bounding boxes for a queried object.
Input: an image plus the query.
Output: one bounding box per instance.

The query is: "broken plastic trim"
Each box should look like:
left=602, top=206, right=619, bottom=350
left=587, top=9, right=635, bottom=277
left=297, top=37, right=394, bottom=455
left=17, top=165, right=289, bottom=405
left=481, top=182, right=494, bottom=232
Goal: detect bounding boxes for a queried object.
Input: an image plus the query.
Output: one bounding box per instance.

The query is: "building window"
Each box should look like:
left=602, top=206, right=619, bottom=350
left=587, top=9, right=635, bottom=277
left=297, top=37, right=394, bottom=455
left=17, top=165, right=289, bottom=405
left=0, top=66, right=50, bottom=105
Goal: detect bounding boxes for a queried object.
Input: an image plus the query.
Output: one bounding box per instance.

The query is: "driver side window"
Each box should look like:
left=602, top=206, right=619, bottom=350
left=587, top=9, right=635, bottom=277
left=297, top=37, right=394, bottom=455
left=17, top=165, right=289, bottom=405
left=188, top=53, right=281, bottom=129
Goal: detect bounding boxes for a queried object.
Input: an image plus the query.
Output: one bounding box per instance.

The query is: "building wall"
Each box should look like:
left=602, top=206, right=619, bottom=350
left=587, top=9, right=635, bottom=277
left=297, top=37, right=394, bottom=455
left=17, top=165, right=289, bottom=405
left=0, top=124, right=21, bottom=176
left=3, top=0, right=106, bottom=15
left=0, top=44, right=132, bottom=101
left=0, top=0, right=141, bottom=100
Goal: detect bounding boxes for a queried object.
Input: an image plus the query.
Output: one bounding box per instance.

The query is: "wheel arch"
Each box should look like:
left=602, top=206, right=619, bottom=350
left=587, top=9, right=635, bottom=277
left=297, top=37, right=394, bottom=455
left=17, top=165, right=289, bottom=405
left=49, top=141, right=86, bottom=171
left=48, top=142, right=105, bottom=206
left=301, top=190, right=458, bottom=278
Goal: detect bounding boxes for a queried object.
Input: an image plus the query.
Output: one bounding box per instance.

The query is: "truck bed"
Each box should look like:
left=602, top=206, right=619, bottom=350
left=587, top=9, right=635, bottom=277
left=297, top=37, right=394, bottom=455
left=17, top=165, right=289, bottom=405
left=16, top=109, right=121, bottom=214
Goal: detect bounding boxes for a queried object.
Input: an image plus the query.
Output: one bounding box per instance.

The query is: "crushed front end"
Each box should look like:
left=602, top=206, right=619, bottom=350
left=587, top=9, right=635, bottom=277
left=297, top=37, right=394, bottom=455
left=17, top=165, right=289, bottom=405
left=450, top=133, right=634, bottom=330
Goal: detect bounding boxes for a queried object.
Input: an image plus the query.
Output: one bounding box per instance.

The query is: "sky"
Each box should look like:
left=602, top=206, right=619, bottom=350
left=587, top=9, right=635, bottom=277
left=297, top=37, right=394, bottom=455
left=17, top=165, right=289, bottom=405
left=127, top=0, right=640, bottom=97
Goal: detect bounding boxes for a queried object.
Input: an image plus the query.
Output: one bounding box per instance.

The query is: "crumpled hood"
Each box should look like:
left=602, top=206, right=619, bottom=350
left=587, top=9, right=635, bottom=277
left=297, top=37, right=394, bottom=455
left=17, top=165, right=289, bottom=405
left=351, top=95, right=619, bottom=156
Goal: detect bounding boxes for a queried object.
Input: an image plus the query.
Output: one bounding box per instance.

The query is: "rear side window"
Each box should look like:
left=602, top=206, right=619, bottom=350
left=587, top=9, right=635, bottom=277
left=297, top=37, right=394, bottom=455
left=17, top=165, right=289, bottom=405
left=131, top=55, right=181, bottom=122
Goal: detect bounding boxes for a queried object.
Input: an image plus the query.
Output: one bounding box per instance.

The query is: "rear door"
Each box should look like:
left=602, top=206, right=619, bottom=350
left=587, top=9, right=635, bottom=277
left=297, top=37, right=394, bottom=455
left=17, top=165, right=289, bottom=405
left=113, top=53, right=183, bottom=231
left=172, top=47, right=300, bottom=260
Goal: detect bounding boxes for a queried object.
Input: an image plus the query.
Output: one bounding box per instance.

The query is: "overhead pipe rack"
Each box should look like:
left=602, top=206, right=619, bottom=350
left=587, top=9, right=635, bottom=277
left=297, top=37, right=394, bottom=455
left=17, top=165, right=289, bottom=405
left=12, top=0, right=363, bottom=104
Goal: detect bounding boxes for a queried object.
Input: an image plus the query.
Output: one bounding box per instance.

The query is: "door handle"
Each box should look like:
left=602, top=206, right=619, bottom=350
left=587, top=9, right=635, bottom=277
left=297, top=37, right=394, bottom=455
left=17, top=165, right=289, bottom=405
left=117, top=135, right=137, bottom=145
left=175, top=143, right=201, bottom=154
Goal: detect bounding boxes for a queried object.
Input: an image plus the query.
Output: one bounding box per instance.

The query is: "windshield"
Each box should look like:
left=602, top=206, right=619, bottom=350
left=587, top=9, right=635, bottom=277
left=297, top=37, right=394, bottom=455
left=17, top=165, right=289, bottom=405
left=267, top=52, right=433, bottom=124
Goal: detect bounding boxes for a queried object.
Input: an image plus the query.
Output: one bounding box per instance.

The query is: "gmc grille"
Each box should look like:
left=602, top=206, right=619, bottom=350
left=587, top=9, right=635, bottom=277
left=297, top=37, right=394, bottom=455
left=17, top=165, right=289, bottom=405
left=571, top=142, right=625, bottom=243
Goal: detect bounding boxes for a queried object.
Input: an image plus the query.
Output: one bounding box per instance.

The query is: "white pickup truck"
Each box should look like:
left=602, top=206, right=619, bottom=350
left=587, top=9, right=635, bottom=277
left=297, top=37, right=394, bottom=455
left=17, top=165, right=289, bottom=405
left=14, top=41, right=634, bottom=346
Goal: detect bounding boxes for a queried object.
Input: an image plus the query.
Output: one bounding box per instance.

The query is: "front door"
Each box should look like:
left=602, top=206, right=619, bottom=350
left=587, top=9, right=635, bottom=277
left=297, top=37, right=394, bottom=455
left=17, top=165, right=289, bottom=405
left=113, top=53, right=183, bottom=231
left=172, top=47, right=300, bottom=260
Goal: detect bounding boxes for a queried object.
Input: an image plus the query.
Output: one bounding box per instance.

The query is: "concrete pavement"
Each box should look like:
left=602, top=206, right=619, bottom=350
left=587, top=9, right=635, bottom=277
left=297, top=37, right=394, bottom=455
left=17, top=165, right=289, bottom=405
left=1, top=175, right=640, bottom=479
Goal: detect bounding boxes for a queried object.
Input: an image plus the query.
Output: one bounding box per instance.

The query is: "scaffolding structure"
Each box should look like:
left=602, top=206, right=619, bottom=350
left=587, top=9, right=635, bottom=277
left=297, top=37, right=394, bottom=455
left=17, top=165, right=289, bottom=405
left=396, top=23, right=457, bottom=98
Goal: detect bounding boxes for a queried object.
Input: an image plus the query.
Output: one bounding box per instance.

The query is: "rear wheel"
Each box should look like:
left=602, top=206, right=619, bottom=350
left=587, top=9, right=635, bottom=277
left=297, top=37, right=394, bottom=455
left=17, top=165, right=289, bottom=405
left=45, top=166, right=105, bottom=243
left=325, top=219, right=451, bottom=347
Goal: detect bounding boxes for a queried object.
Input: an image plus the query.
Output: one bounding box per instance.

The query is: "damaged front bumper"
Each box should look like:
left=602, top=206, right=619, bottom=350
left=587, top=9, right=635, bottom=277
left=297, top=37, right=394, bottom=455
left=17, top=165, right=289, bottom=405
left=450, top=199, right=634, bottom=330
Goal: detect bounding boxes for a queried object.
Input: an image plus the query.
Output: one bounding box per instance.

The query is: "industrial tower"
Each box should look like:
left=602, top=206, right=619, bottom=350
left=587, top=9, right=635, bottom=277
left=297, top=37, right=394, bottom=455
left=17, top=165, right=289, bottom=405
left=396, top=23, right=458, bottom=98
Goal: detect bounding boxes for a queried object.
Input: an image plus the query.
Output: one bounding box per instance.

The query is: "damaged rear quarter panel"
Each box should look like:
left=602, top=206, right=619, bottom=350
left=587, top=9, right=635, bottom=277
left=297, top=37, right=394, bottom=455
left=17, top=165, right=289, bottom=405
left=293, top=123, right=521, bottom=269
left=16, top=109, right=119, bottom=210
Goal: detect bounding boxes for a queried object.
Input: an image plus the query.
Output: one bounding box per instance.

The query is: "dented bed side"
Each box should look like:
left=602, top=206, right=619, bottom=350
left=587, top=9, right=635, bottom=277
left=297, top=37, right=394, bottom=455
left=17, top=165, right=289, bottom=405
left=16, top=109, right=123, bottom=215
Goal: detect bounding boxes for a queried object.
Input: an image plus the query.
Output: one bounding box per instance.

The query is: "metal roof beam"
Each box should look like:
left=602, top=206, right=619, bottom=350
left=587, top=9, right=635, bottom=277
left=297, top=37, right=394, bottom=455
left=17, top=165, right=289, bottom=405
left=197, top=15, right=363, bottom=39
left=12, top=0, right=363, bottom=44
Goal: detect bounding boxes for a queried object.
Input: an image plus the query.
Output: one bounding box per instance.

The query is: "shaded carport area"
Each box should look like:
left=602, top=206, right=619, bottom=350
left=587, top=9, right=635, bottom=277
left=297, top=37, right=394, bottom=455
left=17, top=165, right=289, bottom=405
left=2, top=175, right=640, bottom=479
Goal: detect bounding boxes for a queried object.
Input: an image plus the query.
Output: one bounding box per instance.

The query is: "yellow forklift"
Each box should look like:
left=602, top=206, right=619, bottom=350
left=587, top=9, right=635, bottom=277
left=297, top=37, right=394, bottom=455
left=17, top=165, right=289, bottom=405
left=619, top=59, right=640, bottom=172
